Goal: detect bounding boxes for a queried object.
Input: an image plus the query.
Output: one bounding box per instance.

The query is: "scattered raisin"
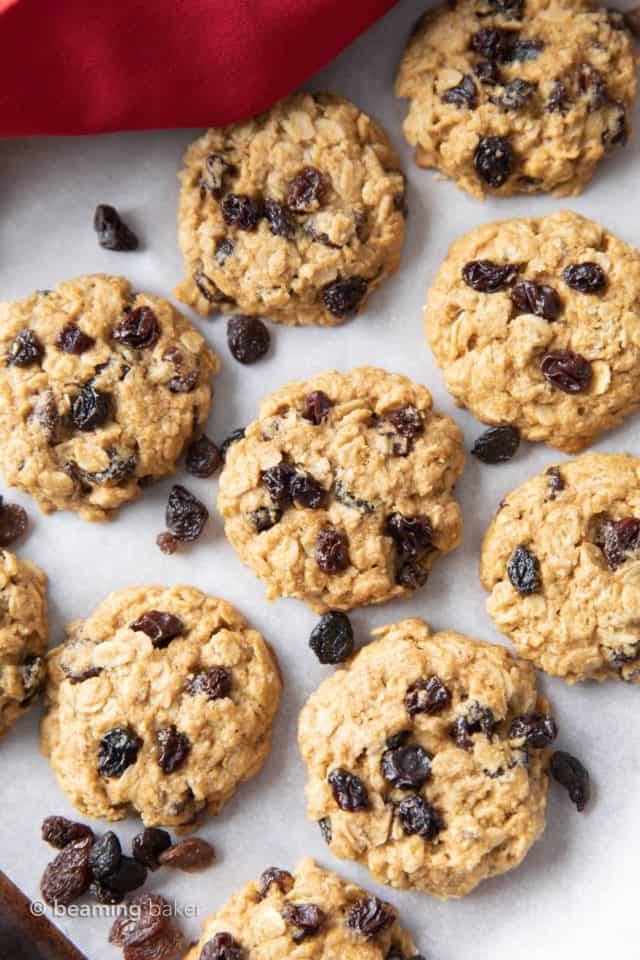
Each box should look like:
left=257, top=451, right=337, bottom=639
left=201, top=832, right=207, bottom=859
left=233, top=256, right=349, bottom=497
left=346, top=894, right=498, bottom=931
left=488, top=0, right=523, bottom=16
left=396, top=559, right=429, bottom=590
left=281, top=902, right=326, bottom=939
left=165, top=484, right=208, bottom=542
left=442, top=74, right=477, bottom=109
left=194, top=270, right=230, bottom=304
left=220, top=428, right=245, bottom=461
left=327, top=768, right=370, bottom=811
left=507, top=545, right=541, bottom=594
left=333, top=480, right=375, bottom=514
left=302, top=390, right=333, bottom=425
left=186, top=435, right=221, bottom=478
left=346, top=897, right=395, bottom=940
left=563, top=262, right=606, bottom=293
left=104, top=856, right=148, bottom=897
left=291, top=472, right=327, bottom=509
left=287, top=167, right=329, bottom=213
left=88, top=831, right=122, bottom=880
left=227, top=315, right=270, bottom=364
left=493, top=78, right=536, bottom=109
left=510, top=714, right=558, bottom=748
left=62, top=663, right=103, bottom=685
left=540, top=350, right=592, bottom=393
left=546, top=79, right=569, bottom=113
left=405, top=676, right=451, bottom=716
left=453, top=701, right=496, bottom=750
left=221, top=194, right=262, bottom=230
left=157, top=837, right=215, bottom=872
left=259, top=867, right=294, bottom=897
left=185, top=667, right=232, bottom=700
left=201, top=154, right=234, bottom=196
left=168, top=369, right=199, bottom=394
left=602, top=103, right=628, bottom=150
left=550, top=750, right=590, bottom=811
left=475, top=60, right=502, bottom=84
left=40, top=835, right=93, bottom=906
left=156, top=725, right=190, bottom=774
left=124, top=928, right=185, bottom=960
left=388, top=404, right=423, bottom=441
left=109, top=892, right=169, bottom=946
left=398, top=795, right=444, bottom=840
left=381, top=744, right=432, bottom=789
left=93, top=204, right=139, bottom=251
left=470, top=27, right=512, bottom=60
left=264, top=199, right=296, bottom=238
left=386, top=513, right=432, bottom=557
left=200, top=932, right=244, bottom=960
left=318, top=818, right=332, bottom=843
left=596, top=516, right=640, bottom=569
left=41, top=816, right=93, bottom=849
left=309, top=611, right=354, bottom=664
left=473, top=135, right=514, bottom=188
left=55, top=322, right=95, bottom=354
left=316, top=526, right=349, bottom=574
left=250, top=507, right=282, bottom=531
left=510, top=279, right=561, bottom=319
left=0, top=498, right=28, bottom=546
left=71, top=449, right=136, bottom=488
left=321, top=277, right=367, bottom=319
left=578, top=65, right=608, bottom=108
left=215, top=238, right=234, bottom=265
left=98, top=726, right=142, bottom=778
left=114, top=307, right=160, bottom=349
left=71, top=384, right=111, bottom=431
left=90, top=880, right=124, bottom=905
left=546, top=466, right=565, bottom=498
left=130, top=610, right=184, bottom=648
left=156, top=532, right=178, bottom=555
left=7, top=329, right=44, bottom=367
left=262, top=463, right=296, bottom=509
left=132, top=828, right=172, bottom=871
left=461, top=259, right=520, bottom=292
left=386, top=730, right=411, bottom=749
left=471, top=425, right=520, bottom=463
left=506, top=37, right=544, bottom=60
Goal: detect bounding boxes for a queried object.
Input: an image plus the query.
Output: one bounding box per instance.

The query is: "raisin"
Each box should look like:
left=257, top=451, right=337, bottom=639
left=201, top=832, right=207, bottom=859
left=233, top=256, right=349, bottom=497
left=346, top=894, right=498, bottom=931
left=105, top=856, right=148, bottom=896
left=250, top=507, right=282, bottom=531
left=200, top=932, right=244, bottom=960
left=72, top=448, right=136, bottom=488
left=470, top=27, right=512, bottom=60
left=262, top=463, right=296, bottom=509
left=109, top=892, right=169, bottom=946
left=507, top=545, right=541, bottom=594
left=546, top=466, right=565, bottom=498
left=71, top=384, right=111, bottom=431
left=114, top=306, right=160, bottom=349
left=563, top=262, right=606, bottom=293
left=475, top=60, right=502, bottom=84
left=55, top=322, right=95, bottom=354
left=398, top=795, right=444, bottom=841
left=489, top=0, right=523, bottom=14
left=453, top=701, right=496, bottom=750
left=291, top=473, right=327, bottom=509
left=321, top=277, right=367, bottom=319
left=388, top=404, right=423, bottom=441
left=396, top=559, right=429, bottom=589
left=42, top=816, right=94, bottom=849
left=62, top=663, right=102, bottom=685
left=346, top=897, right=395, bottom=940
left=0, top=499, right=28, bottom=546
left=124, top=928, right=185, bottom=960
left=505, top=37, right=544, bottom=61
left=186, top=435, right=222, bottom=478
left=602, top=103, right=628, bottom=149
left=540, top=350, right=592, bottom=393
left=215, top=238, right=234, bottom=265
left=36, top=390, right=59, bottom=444
left=40, top=835, right=93, bottom=906
left=166, top=484, right=208, bottom=542
left=309, top=611, right=354, bottom=664
left=90, top=880, right=124, bottom=904
left=547, top=79, right=569, bottom=113
left=405, top=676, right=451, bottom=716
left=462, top=259, right=519, bottom=292
left=509, top=714, right=558, bottom=748
left=578, top=65, right=608, bottom=108
left=597, top=516, right=640, bottom=569
left=201, top=154, right=234, bottom=196
left=19, top=653, right=45, bottom=706
left=157, top=837, right=215, bottom=871
left=473, top=136, right=514, bottom=188
left=287, top=167, right=329, bottom=213
left=550, top=750, right=590, bottom=811
left=130, top=610, right=185, bottom=648
left=327, top=768, right=370, bottom=811
left=220, top=428, right=245, bottom=461
left=7, top=329, right=44, bottom=367
left=264, top=199, right=296, bottom=238
left=510, top=279, right=561, bottom=319
left=194, top=270, right=230, bottom=304
left=221, top=194, right=262, bottom=230
left=493, top=78, right=536, bottom=110
left=156, top=532, right=178, bottom=555
left=185, top=667, right=232, bottom=700
left=132, top=828, right=172, bottom=871
left=156, top=725, right=190, bottom=773
left=302, top=390, right=333, bottom=424
left=259, top=868, right=294, bottom=897
left=386, top=513, right=432, bottom=557
left=281, top=902, right=326, bottom=939
left=318, top=817, right=332, bottom=843
left=88, top=831, right=122, bottom=880
left=93, top=204, right=139, bottom=251
left=333, top=480, right=375, bottom=514
left=227, top=315, right=270, bottom=364
left=442, top=74, right=477, bottom=109
left=316, top=526, right=349, bottom=573
left=98, top=726, right=142, bottom=777
left=168, top=369, right=199, bottom=394
left=471, top=425, right=520, bottom=463
left=381, top=744, right=432, bottom=789
left=386, top=730, right=411, bottom=749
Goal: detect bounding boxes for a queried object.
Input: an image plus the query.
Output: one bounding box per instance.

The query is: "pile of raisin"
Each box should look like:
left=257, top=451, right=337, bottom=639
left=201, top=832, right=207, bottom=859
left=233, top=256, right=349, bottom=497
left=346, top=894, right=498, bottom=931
left=109, top=892, right=185, bottom=959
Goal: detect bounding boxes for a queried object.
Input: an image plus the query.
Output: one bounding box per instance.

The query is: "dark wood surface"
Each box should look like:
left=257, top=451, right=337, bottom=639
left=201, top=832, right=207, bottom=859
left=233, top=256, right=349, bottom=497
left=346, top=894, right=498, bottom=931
left=0, top=870, right=88, bottom=960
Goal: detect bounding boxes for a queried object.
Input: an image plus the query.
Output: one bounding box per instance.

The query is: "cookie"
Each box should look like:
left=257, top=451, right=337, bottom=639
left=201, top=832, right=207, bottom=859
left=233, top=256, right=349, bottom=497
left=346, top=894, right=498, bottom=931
left=298, top=619, right=553, bottom=898
left=0, top=550, right=48, bottom=739
left=41, top=586, right=281, bottom=828
left=481, top=453, right=640, bottom=683
left=185, top=857, right=421, bottom=960
left=424, top=210, right=640, bottom=453
left=395, top=0, right=637, bottom=199
left=174, top=93, right=407, bottom=326
left=0, top=275, right=219, bottom=521
left=217, top=368, right=465, bottom=613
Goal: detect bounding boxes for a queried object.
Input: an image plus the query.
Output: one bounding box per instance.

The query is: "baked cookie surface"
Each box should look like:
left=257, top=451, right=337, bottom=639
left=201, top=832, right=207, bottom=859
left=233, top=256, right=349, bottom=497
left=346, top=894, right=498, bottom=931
left=217, top=368, right=465, bottom=613
left=185, top=858, right=420, bottom=960
left=41, top=586, right=281, bottom=828
left=0, top=275, right=219, bottom=520
left=0, top=550, right=48, bottom=739
left=395, top=0, right=637, bottom=199
left=298, top=619, right=552, bottom=898
left=424, top=210, right=640, bottom=453
left=482, top=453, right=640, bottom=683
left=175, top=93, right=407, bottom=326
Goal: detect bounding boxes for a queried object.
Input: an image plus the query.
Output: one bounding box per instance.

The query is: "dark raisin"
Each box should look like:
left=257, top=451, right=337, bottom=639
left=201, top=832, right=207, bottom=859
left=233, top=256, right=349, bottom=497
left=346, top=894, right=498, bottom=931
left=386, top=513, right=432, bottom=557
left=386, top=730, right=411, bottom=749
left=578, top=65, right=608, bottom=109
left=186, top=435, right=222, bottom=478
left=215, top=238, right=234, bottom=265
left=262, top=463, right=296, bottom=509
left=41, top=816, right=93, bottom=849
left=71, top=384, right=111, bottom=431
left=0, top=499, right=28, bottom=546
left=602, top=103, right=628, bottom=149
left=475, top=60, right=502, bottom=84
left=157, top=838, right=215, bottom=871
left=381, top=744, right=432, bottom=789
left=563, top=262, right=606, bottom=293
left=227, top=315, right=270, bottom=364
left=405, top=676, right=451, bottom=715
left=462, top=259, right=520, bottom=292
left=281, top=902, right=326, bottom=939
left=507, top=545, right=541, bottom=594
left=471, top=425, right=520, bottom=463
left=550, top=750, right=590, bottom=811
left=316, top=526, right=349, bottom=573
left=132, top=828, right=172, bottom=871
left=327, top=768, right=370, bottom=811
left=318, top=818, right=332, bottom=843
left=40, top=835, right=93, bottom=906
left=474, top=135, right=514, bottom=188
left=185, top=667, right=232, bottom=700
left=547, top=79, right=569, bottom=113
left=220, top=428, right=245, bottom=461
left=396, top=559, right=429, bottom=589
left=250, top=507, right=282, bottom=531
left=194, top=270, right=231, bottom=304
left=109, top=892, right=169, bottom=946
left=88, top=831, right=122, bottom=880
left=98, top=726, right=142, bottom=777
left=291, top=473, right=327, bottom=509
left=492, top=79, right=537, bottom=110
left=156, top=725, right=190, bottom=774
left=333, top=480, right=375, bottom=514
left=19, top=653, right=45, bottom=706
left=505, top=37, right=544, bottom=61
left=453, top=701, right=496, bottom=750
left=130, top=610, right=185, bottom=648
left=470, top=27, right=512, bottom=60
left=7, top=329, right=44, bottom=367
left=200, top=932, right=244, bottom=960
left=302, top=390, right=333, bottom=425
left=62, top=663, right=103, bottom=685
left=489, top=0, right=524, bottom=13
left=540, top=350, right=592, bottom=393
left=546, top=466, right=565, bottom=498
left=55, top=322, right=95, bottom=354
left=510, top=279, right=561, bottom=319
left=166, top=484, right=209, bottom=542
left=264, top=199, right=296, bottom=238
left=321, top=277, right=368, bottom=319
left=597, top=516, right=640, bottom=569
left=71, top=448, right=136, bottom=488
left=93, top=204, right=139, bottom=251
left=114, top=306, right=160, bottom=349
left=103, top=856, right=147, bottom=896
left=397, top=795, right=444, bottom=840
left=442, top=74, right=478, bottom=109
left=90, top=880, right=124, bottom=904
left=259, top=868, right=294, bottom=897
left=309, top=611, right=354, bottom=664
left=287, top=167, right=329, bottom=212
left=124, top=928, right=185, bottom=960
left=156, top=532, right=178, bottom=555
left=221, top=194, right=262, bottom=230
left=168, top=369, right=199, bottom=393
left=509, top=714, right=558, bottom=748
left=201, top=154, right=233, bottom=196
left=346, top=897, right=395, bottom=940
left=388, top=404, right=423, bottom=441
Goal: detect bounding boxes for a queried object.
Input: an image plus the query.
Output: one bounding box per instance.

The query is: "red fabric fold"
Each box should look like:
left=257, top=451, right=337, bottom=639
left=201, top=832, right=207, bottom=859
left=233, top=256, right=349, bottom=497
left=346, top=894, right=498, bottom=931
left=0, top=0, right=398, bottom=137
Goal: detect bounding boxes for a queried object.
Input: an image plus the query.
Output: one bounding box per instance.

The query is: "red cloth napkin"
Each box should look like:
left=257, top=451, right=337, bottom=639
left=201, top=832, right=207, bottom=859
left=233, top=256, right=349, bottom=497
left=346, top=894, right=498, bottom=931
left=0, top=0, right=398, bottom=137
